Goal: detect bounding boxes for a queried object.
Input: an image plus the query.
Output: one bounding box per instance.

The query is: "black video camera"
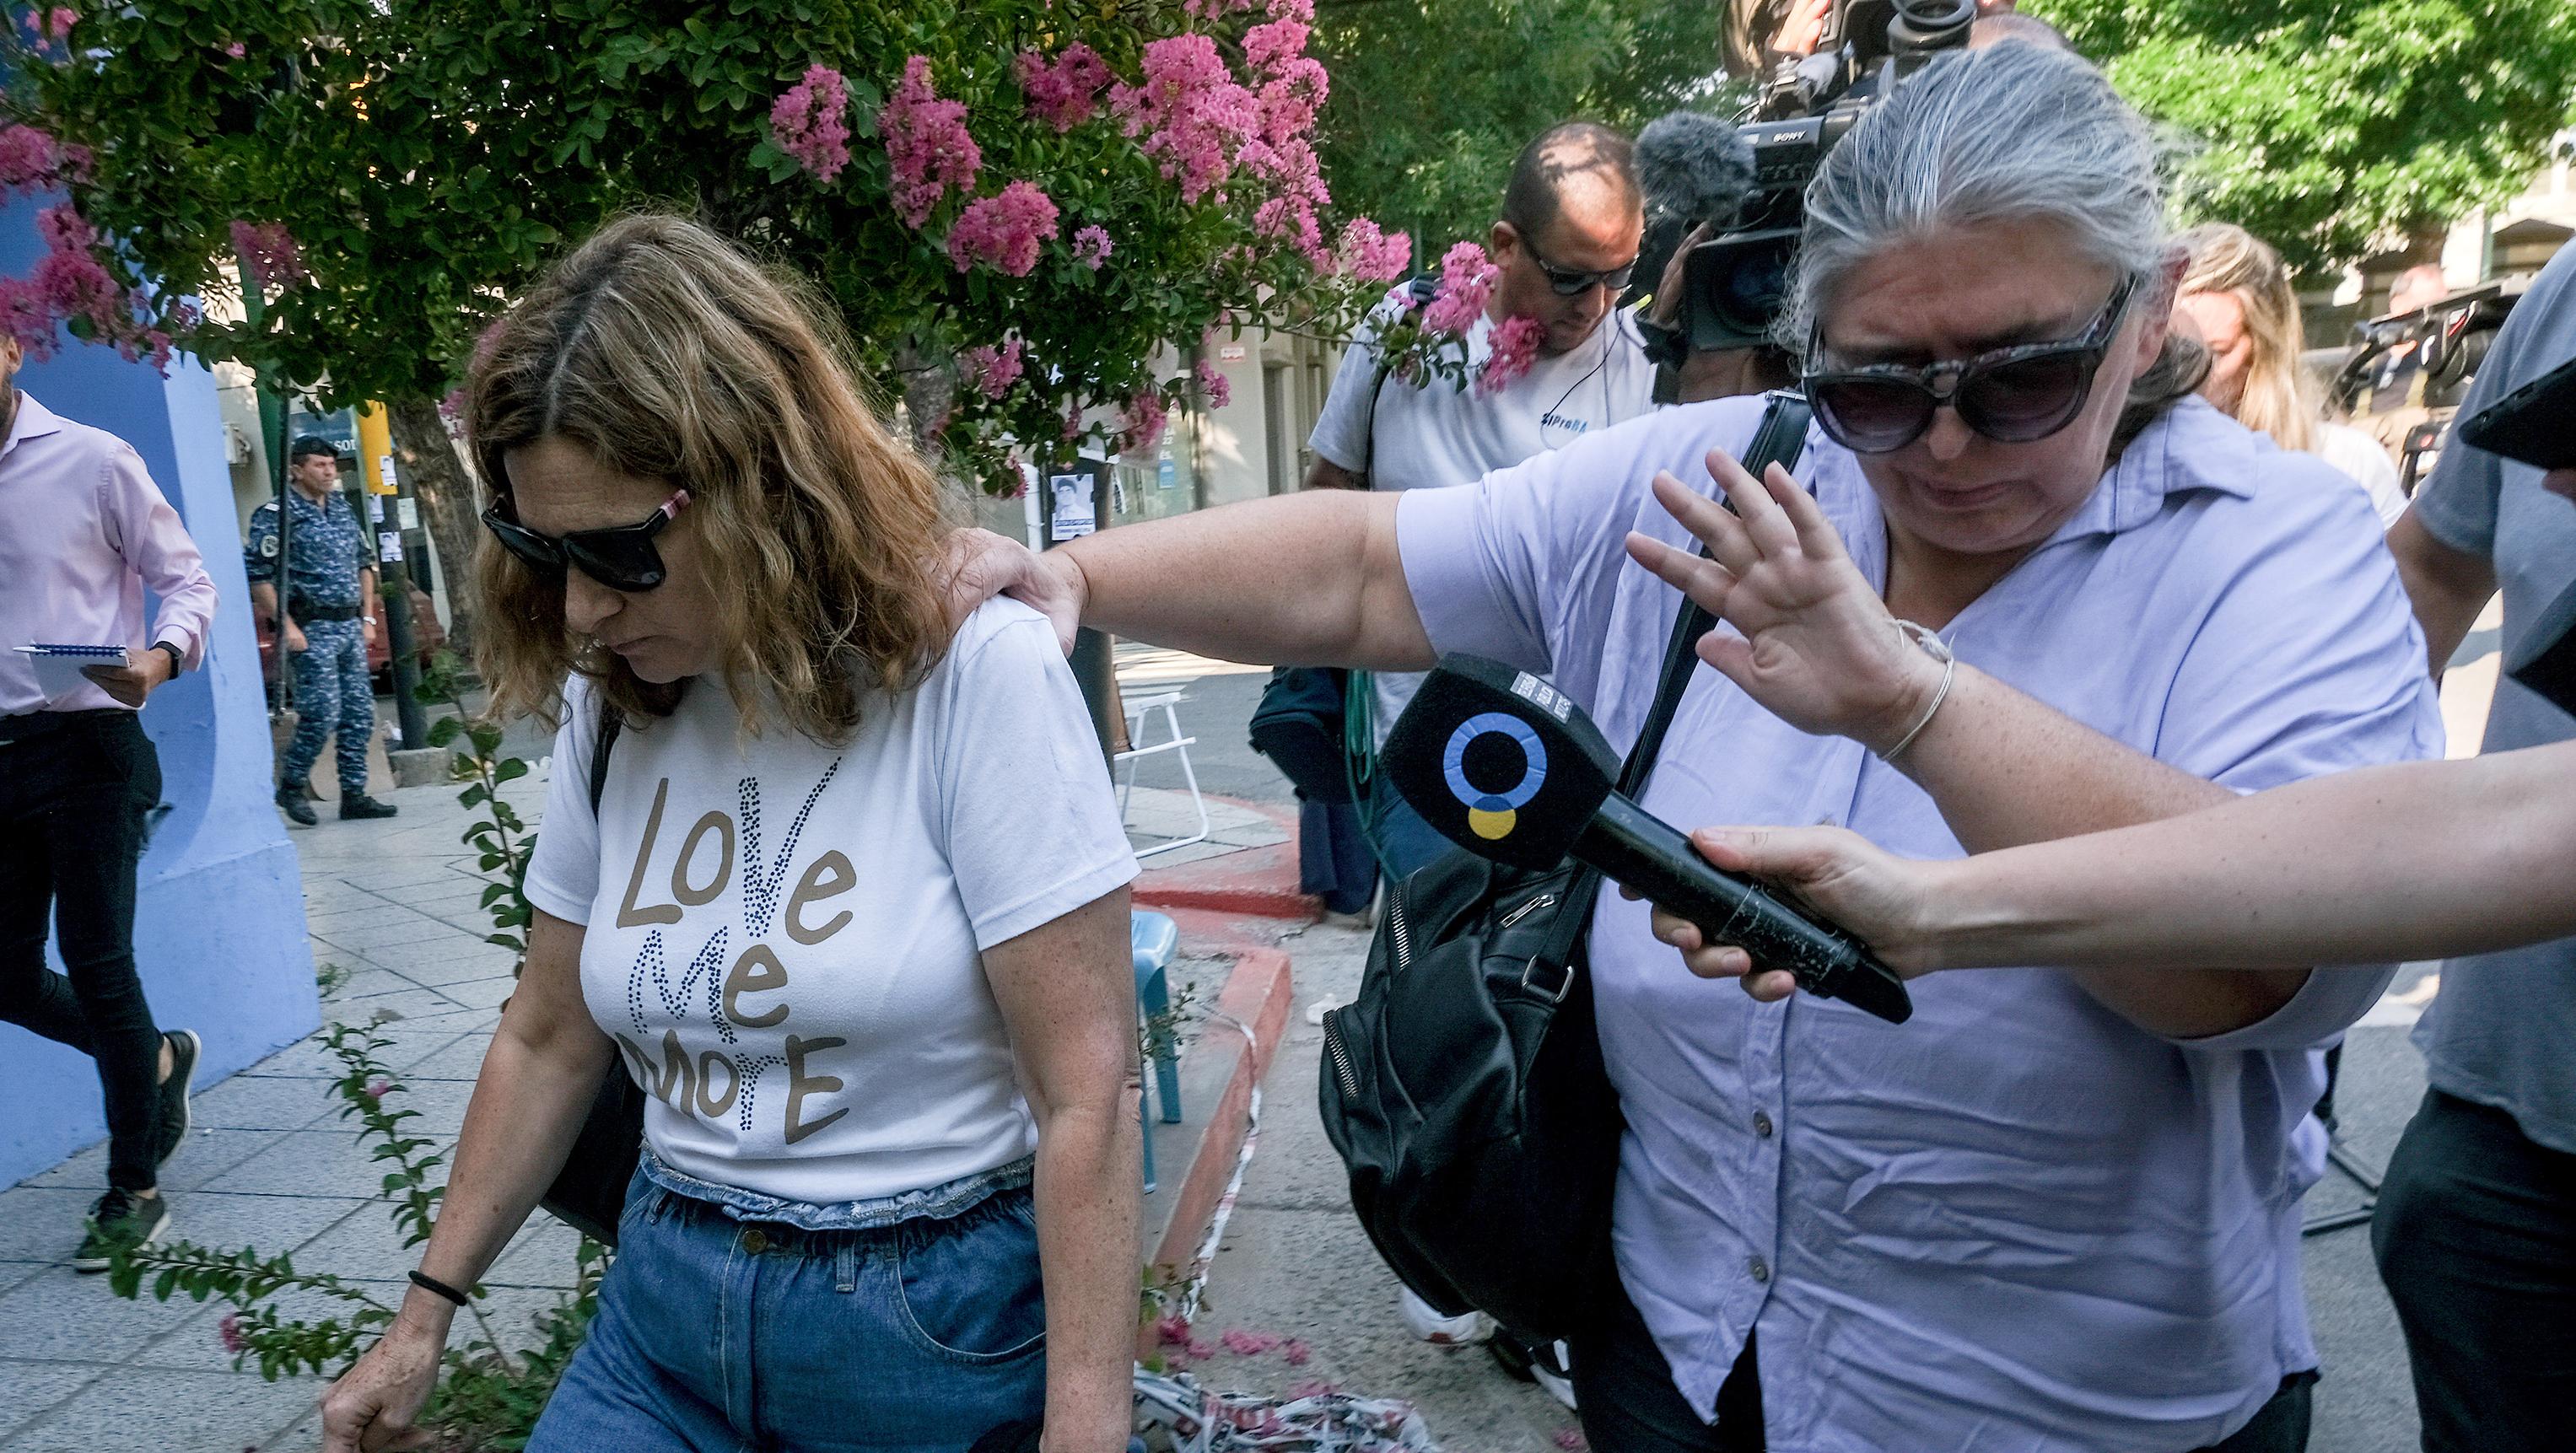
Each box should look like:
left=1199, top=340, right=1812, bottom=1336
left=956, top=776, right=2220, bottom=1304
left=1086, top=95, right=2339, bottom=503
left=1680, top=0, right=1977, bottom=354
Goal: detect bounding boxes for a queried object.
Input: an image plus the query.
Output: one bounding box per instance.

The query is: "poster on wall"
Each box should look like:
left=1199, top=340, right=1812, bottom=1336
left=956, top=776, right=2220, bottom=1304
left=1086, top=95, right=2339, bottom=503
left=377, top=532, right=404, bottom=563
left=1048, top=474, right=1096, bottom=541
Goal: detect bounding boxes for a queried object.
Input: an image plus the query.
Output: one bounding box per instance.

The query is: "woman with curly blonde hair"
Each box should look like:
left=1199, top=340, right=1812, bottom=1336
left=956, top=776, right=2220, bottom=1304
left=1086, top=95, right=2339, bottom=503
left=319, top=214, right=1142, bottom=1453
left=2178, top=222, right=2407, bottom=525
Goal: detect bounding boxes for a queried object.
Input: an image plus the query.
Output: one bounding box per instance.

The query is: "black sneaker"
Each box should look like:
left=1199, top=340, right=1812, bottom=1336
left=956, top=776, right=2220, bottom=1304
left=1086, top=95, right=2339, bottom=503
left=72, top=1187, right=169, bottom=1273
left=338, top=793, right=398, bottom=820
left=275, top=781, right=317, bottom=826
left=154, top=1029, right=200, bottom=1169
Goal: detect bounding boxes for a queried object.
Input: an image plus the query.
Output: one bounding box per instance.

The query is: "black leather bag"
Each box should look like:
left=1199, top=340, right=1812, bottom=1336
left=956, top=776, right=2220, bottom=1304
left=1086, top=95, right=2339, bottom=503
left=1316, top=396, right=1811, bottom=1342
left=537, top=707, right=646, bottom=1247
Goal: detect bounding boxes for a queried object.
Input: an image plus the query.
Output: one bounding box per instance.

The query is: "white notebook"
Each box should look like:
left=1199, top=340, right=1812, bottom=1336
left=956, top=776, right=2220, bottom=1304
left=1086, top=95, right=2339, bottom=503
left=13, top=643, right=130, bottom=699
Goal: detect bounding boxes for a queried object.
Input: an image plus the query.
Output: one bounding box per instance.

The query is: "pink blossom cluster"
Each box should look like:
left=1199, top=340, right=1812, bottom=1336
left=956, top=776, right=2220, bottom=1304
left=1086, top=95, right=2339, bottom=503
left=1193, top=358, right=1231, bottom=410
left=0, top=123, right=89, bottom=197
left=960, top=336, right=1026, bottom=400
left=1218, top=1328, right=1279, bottom=1355
left=881, top=57, right=982, bottom=229
left=18, top=7, right=74, bottom=40
left=946, top=180, right=1059, bottom=277
left=230, top=219, right=308, bottom=290
left=1555, top=1429, right=1589, bottom=1451
left=1479, top=315, right=1545, bottom=395
left=1016, top=44, right=1112, bottom=132
left=1109, top=34, right=1259, bottom=204
left=2, top=203, right=172, bottom=369
left=1118, top=388, right=1168, bottom=455
left=771, top=64, right=853, bottom=183
left=1336, top=218, right=1410, bottom=283
left=224, top=40, right=245, bottom=59
left=1422, top=240, right=1498, bottom=335
left=1070, top=224, right=1113, bottom=271
left=1242, top=13, right=1310, bottom=73
left=218, top=1313, right=246, bottom=1354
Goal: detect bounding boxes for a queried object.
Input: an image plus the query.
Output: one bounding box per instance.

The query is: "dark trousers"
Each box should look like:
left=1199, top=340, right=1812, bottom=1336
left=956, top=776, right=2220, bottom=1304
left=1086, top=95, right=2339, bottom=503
left=2372, top=1089, right=2576, bottom=1453
left=1572, top=1275, right=2314, bottom=1452
left=0, top=712, right=164, bottom=1192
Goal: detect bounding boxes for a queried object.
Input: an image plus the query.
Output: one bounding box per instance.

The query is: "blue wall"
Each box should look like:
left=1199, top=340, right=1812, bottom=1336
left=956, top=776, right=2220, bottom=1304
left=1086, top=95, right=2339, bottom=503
left=1, top=202, right=317, bottom=1188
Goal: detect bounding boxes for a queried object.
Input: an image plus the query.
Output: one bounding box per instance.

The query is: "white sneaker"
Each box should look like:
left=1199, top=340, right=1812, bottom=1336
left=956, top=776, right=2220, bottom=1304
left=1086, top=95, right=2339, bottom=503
left=1531, top=1337, right=1578, bottom=1411
left=1398, top=1285, right=1494, bottom=1345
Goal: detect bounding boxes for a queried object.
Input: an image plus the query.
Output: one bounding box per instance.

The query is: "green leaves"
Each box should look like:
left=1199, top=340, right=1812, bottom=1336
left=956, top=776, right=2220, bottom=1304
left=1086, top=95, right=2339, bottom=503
left=2033, top=0, right=2576, bottom=272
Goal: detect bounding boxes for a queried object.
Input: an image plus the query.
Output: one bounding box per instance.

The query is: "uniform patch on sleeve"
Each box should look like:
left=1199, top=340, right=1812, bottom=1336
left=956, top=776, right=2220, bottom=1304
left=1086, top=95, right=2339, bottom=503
left=259, top=534, right=279, bottom=558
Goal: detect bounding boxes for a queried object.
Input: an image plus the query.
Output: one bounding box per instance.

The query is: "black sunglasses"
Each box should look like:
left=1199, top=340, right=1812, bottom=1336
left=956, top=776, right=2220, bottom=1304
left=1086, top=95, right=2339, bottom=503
left=1802, top=274, right=2139, bottom=455
left=1526, top=238, right=1639, bottom=298
left=482, top=488, right=691, bottom=592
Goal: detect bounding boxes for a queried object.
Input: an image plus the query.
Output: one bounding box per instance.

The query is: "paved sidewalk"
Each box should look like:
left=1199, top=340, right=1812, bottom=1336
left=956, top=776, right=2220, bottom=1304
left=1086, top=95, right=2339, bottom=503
left=0, top=681, right=1270, bottom=1450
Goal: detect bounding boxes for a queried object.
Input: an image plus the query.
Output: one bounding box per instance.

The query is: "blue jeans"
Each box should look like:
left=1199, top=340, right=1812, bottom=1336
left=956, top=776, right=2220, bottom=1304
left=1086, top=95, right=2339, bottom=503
left=531, top=1170, right=1047, bottom=1452
left=1366, top=770, right=1460, bottom=887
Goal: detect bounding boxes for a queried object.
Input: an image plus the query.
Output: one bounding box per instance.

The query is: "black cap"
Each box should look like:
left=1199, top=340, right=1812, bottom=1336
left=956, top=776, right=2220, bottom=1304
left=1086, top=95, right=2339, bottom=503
left=288, top=435, right=340, bottom=462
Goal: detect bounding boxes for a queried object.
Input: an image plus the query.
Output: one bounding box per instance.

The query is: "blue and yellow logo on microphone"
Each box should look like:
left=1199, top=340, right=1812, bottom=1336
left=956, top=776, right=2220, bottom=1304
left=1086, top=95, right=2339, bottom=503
left=1443, top=713, right=1548, bottom=840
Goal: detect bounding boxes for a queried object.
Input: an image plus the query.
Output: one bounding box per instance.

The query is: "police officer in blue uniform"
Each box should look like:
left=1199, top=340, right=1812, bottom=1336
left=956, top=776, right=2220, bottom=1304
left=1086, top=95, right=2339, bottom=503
left=245, top=437, right=397, bottom=825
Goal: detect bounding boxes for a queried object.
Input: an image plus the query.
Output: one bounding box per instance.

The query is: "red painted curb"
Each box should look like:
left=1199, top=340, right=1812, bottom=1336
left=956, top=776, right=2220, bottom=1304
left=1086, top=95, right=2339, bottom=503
left=1141, top=942, right=1296, bottom=1289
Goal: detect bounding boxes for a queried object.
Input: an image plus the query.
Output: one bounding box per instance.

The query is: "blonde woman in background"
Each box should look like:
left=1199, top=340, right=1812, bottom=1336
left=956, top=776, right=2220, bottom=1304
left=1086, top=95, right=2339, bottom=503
left=2177, top=222, right=2408, bottom=525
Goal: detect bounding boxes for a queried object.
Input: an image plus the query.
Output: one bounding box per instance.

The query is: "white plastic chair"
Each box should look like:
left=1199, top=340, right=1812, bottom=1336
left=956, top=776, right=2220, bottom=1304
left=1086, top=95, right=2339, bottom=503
left=1117, top=690, right=1210, bottom=858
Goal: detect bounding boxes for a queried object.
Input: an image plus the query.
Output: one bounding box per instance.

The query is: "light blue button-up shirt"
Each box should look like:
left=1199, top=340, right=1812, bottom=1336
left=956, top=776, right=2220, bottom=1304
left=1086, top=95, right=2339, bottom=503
left=1399, top=394, right=2442, bottom=1452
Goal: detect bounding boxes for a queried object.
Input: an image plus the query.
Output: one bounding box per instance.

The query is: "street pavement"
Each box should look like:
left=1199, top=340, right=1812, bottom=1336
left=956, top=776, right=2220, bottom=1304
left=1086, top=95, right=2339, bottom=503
left=0, top=632, right=2480, bottom=1450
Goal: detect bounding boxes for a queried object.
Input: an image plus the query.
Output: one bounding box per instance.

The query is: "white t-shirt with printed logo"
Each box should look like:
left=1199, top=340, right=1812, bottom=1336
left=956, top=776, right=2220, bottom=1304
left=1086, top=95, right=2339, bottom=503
left=524, top=600, right=1138, bottom=1205
left=1308, top=295, right=1657, bottom=745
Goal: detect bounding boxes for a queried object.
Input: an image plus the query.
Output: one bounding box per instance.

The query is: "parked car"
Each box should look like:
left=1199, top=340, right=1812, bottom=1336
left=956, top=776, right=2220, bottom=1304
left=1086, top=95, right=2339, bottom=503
left=255, top=584, right=447, bottom=697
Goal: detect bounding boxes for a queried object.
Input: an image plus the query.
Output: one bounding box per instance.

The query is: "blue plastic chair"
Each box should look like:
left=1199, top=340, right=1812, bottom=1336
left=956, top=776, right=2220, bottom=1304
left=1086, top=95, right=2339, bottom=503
left=1132, top=911, right=1183, bottom=1192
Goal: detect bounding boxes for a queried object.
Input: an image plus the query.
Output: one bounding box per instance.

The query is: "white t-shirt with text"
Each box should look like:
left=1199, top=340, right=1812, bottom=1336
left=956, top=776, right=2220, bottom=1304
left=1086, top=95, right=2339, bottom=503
left=523, top=600, right=1137, bottom=1205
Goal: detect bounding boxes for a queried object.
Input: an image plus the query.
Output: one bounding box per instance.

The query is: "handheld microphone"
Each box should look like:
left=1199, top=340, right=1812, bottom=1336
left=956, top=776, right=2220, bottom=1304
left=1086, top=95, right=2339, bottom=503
left=1382, top=654, right=1913, bottom=1024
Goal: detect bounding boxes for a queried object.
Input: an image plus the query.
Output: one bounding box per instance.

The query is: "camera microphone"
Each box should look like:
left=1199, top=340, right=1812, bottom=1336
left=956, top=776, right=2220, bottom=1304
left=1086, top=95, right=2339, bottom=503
left=1630, top=111, right=1759, bottom=309
left=1382, top=654, right=1914, bottom=1024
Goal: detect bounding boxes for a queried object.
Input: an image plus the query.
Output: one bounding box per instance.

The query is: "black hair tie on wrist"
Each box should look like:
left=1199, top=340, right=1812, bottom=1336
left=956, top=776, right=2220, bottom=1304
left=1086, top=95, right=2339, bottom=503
left=408, top=1269, right=472, bottom=1307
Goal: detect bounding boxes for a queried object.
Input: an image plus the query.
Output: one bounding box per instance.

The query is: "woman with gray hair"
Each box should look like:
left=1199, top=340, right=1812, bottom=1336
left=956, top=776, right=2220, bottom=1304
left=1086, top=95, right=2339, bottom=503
left=957, top=40, right=2436, bottom=1452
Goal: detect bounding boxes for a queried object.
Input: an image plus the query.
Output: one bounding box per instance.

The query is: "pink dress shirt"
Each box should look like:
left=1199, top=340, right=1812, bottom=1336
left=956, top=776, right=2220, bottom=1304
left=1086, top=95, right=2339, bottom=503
left=0, top=391, right=219, bottom=717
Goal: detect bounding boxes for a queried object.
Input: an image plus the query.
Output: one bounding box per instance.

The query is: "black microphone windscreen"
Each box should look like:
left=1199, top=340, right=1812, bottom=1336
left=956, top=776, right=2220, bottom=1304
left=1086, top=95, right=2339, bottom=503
left=1635, top=111, right=1757, bottom=230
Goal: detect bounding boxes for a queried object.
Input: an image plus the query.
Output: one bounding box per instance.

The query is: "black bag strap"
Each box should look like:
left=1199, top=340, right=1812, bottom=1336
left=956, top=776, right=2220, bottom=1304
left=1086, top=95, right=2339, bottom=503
left=588, top=696, right=622, bottom=817
left=1528, top=394, right=1813, bottom=979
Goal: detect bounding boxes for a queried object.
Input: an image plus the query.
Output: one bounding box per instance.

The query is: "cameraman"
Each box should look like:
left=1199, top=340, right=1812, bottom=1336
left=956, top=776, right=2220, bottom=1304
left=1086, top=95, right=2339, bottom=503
left=1673, top=239, right=2576, bottom=1453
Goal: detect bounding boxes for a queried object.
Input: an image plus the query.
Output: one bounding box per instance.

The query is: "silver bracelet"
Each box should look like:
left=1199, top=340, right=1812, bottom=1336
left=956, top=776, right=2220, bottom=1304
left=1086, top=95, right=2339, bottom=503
left=1878, top=619, right=1955, bottom=762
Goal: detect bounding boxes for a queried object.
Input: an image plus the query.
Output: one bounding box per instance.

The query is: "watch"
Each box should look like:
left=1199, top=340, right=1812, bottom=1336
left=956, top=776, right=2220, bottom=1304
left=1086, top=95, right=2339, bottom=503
left=153, top=641, right=184, bottom=675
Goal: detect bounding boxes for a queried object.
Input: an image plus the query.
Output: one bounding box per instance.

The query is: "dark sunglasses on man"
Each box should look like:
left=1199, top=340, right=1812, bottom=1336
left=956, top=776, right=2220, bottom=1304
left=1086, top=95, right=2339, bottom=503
left=481, top=487, right=691, bottom=592
left=1802, top=273, right=2139, bottom=455
left=1523, top=237, right=1639, bottom=298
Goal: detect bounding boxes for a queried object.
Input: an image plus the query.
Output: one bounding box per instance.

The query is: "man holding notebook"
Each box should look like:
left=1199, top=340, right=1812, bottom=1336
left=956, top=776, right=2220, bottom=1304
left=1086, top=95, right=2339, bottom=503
left=0, top=336, right=215, bottom=1273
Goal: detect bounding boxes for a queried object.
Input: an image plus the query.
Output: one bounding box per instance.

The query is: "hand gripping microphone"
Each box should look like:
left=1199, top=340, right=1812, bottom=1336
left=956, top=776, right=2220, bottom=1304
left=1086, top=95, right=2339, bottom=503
left=1382, top=654, right=1913, bottom=1024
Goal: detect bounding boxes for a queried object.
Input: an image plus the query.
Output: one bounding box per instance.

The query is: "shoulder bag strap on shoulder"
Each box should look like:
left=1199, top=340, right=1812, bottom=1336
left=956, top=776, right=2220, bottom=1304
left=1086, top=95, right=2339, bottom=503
left=1532, top=393, right=1814, bottom=972
left=588, top=697, right=622, bottom=817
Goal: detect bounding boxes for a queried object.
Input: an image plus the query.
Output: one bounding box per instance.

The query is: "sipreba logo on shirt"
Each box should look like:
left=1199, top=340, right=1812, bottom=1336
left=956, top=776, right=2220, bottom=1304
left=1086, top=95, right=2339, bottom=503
left=606, top=762, right=856, bottom=1147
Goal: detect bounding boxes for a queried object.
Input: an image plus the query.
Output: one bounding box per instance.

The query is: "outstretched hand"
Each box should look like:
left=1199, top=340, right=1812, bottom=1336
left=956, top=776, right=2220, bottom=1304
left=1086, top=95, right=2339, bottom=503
left=939, top=528, right=1088, bottom=655
left=1622, top=823, right=1948, bottom=1001
left=1624, top=449, right=1940, bottom=755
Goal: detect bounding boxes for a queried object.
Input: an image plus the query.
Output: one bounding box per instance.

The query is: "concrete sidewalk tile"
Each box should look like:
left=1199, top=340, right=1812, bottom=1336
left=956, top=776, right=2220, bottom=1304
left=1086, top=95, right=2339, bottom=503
left=21, top=1127, right=285, bottom=1194
left=432, top=974, right=520, bottom=1012
left=326, top=985, right=475, bottom=1024
left=315, top=913, right=470, bottom=952
left=187, top=1073, right=338, bottom=1132
left=0, top=1261, right=51, bottom=1296
left=482, top=1215, right=585, bottom=1289
left=209, top=1127, right=450, bottom=1200
left=358, top=934, right=517, bottom=977
left=3, top=1367, right=323, bottom=1451
left=0, top=1188, right=103, bottom=1262
left=159, top=1192, right=375, bottom=1262
left=401, top=1033, right=495, bottom=1082
left=0, top=1265, right=215, bottom=1363
left=321, top=966, right=423, bottom=1003
left=371, top=943, right=518, bottom=988
left=283, top=1203, right=440, bottom=1283
left=0, top=1362, right=98, bottom=1441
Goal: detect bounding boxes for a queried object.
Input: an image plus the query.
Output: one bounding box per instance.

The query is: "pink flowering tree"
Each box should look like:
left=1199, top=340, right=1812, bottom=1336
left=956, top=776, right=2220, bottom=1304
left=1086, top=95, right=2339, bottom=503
left=0, top=0, right=1412, bottom=647
left=747, top=0, right=1412, bottom=482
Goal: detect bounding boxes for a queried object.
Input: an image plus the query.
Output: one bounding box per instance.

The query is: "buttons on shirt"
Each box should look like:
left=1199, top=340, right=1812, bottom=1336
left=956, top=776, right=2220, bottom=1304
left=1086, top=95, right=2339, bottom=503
left=1749, top=1256, right=1771, bottom=1284
left=741, top=1227, right=770, bottom=1254
left=1753, top=1111, right=1775, bottom=1138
